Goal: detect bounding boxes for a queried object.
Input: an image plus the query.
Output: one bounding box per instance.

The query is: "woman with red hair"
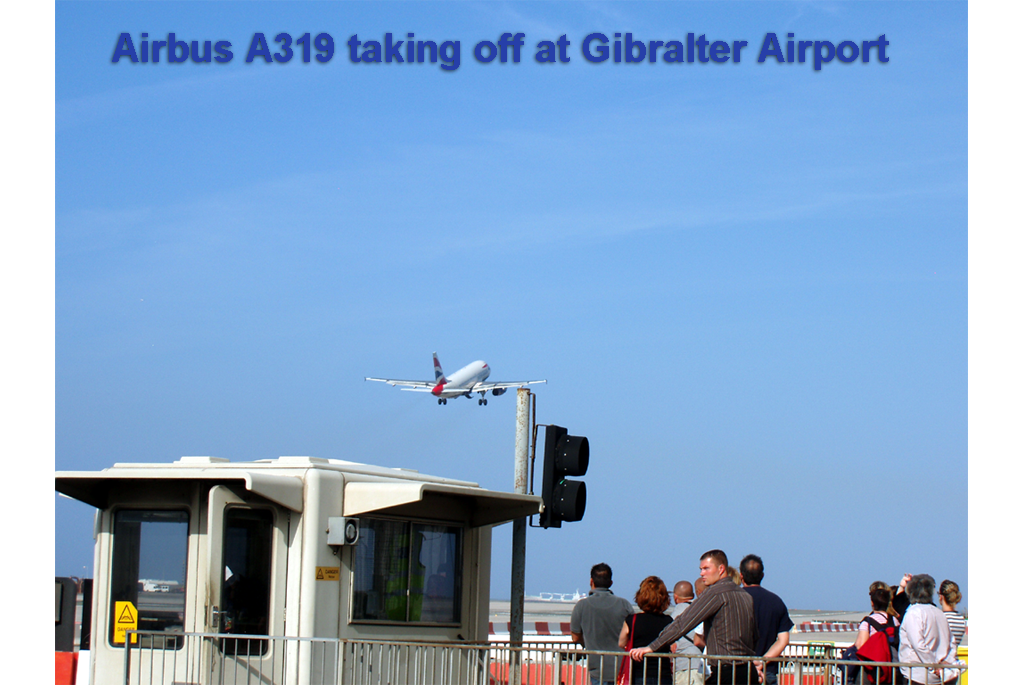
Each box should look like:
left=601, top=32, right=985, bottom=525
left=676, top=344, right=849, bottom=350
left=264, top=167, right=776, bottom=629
left=618, top=576, right=674, bottom=684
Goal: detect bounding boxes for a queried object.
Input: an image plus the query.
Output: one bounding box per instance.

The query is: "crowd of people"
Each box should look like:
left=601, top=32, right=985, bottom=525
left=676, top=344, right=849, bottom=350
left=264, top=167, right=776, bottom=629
left=568, top=551, right=966, bottom=685
left=848, top=574, right=967, bottom=685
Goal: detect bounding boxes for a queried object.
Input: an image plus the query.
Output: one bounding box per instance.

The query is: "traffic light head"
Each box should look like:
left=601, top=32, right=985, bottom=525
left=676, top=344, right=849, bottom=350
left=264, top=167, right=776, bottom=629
left=539, top=425, right=589, bottom=528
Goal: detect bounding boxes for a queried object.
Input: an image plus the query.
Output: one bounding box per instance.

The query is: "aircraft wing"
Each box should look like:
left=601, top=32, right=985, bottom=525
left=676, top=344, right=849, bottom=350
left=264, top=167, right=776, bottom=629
left=474, top=380, right=547, bottom=390
left=364, top=377, right=434, bottom=388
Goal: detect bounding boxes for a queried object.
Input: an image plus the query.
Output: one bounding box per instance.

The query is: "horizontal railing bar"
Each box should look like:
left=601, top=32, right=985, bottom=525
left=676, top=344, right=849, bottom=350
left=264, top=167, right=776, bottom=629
left=121, top=629, right=966, bottom=685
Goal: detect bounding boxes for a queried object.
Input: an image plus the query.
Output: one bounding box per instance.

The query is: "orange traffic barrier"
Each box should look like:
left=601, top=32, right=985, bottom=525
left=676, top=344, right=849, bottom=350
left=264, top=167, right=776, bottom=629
left=490, top=661, right=588, bottom=684
left=55, top=651, right=78, bottom=685
left=779, top=675, right=832, bottom=685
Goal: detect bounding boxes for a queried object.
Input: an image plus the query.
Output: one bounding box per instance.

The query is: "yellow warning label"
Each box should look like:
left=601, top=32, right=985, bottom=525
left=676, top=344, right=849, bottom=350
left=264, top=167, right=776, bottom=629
left=315, top=566, right=340, bottom=581
left=114, top=601, right=138, bottom=644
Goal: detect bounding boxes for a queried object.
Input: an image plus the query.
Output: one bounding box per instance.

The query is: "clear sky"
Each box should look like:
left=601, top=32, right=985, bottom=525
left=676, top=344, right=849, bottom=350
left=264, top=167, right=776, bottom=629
left=55, top=1, right=967, bottom=612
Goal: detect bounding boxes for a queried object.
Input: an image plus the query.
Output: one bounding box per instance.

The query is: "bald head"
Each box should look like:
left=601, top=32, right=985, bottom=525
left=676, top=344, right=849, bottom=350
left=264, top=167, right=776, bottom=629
left=673, top=580, right=694, bottom=601
left=694, top=578, right=707, bottom=596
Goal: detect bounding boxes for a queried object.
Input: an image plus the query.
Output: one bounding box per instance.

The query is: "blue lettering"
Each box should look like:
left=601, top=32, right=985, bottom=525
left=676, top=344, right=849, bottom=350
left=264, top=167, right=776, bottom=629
left=814, top=40, right=835, bottom=71
left=168, top=33, right=188, bottom=63
left=758, top=33, right=784, bottom=63
left=214, top=41, right=232, bottom=63
left=246, top=33, right=273, bottom=63
left=111, top=33, right=138, bottom=63
left=582, top=33, right=608, bottom=63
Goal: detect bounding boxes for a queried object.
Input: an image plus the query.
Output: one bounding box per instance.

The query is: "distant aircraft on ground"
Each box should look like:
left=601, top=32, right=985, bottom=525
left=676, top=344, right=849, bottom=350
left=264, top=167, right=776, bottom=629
left=365, top=353, right=546, bottom=405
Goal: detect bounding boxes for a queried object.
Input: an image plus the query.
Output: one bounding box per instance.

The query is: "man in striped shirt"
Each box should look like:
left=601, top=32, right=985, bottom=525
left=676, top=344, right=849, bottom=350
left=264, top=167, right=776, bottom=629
left=630, top=550, right=760, bottom=685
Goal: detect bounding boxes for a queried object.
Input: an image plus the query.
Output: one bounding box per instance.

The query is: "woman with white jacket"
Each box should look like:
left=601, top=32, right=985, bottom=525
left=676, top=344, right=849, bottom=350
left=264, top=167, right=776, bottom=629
left=897, top=575, right=961, bottom=685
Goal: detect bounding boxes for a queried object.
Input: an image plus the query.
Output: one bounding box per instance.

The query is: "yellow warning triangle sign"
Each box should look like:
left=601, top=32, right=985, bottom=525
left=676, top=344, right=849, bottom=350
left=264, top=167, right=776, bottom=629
left=117, top=603, right=137, bottom=625
left=316, top=568, right=324, bottom=580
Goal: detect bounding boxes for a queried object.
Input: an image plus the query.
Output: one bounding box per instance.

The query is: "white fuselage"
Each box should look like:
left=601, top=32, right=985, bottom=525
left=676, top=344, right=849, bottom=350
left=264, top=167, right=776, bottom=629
left=434, top=361, right=490, bottom=397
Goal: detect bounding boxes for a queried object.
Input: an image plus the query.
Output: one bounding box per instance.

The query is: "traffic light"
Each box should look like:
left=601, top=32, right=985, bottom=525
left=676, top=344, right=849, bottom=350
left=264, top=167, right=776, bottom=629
left=538, top=425, right=589, bottom=528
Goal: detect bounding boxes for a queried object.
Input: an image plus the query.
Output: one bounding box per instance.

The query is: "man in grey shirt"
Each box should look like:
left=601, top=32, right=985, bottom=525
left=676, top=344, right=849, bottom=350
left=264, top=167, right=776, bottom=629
left=570, top=563, right=634, bottom=685
left=671, top=580, right=706, bottom=685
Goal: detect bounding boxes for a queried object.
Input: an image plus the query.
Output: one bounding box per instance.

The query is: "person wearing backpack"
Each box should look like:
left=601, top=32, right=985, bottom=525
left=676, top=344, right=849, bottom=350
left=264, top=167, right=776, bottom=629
left=856, top=583, right=900, bottom=653
left=845, top=582, right=901, bottom=684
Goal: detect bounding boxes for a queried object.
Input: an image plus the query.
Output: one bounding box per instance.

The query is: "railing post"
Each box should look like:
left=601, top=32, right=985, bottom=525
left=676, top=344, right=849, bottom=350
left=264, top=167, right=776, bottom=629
left=122, top=631, right=132, bottom=685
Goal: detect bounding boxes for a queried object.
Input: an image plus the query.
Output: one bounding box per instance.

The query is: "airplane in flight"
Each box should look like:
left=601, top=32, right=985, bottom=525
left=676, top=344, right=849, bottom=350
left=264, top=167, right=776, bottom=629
left=366, top=353, right=546, bottom=405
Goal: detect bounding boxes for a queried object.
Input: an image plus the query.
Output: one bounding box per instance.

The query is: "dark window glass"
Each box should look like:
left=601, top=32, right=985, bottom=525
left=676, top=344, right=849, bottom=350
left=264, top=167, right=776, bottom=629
left=218, top=508, right=273, bottom=655
left=351, top=518, right=462, bottom=624
left=109, top=510, right=188, bottom=649
left=412, top=523, right=461, bottom=623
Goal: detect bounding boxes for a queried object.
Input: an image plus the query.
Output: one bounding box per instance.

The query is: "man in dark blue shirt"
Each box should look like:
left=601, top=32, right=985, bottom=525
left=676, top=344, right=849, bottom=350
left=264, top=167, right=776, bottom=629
left=740, top=555, right=794, bottom=685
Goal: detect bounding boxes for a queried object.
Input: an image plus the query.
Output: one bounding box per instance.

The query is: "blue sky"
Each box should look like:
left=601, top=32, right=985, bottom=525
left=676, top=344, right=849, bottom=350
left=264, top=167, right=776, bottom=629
left=54, top=1, right=967, bottom=612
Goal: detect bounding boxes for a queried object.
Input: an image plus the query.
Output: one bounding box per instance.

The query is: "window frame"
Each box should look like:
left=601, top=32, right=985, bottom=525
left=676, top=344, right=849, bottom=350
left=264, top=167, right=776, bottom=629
left=348, top=515, right=464, bottom=627
left=107, top=507, right=191, bottom=649
left=216, top=504, right=276, bottom=655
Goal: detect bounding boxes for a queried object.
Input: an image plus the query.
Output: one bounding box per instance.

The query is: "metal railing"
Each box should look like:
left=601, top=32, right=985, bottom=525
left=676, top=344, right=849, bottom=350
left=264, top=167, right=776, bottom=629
left=121, top=631, right=967, bottom=685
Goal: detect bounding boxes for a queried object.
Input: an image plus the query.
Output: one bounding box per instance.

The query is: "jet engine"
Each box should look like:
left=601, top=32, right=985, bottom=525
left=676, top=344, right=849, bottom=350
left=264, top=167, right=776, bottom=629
left=491, top=388, right=507, bottom=396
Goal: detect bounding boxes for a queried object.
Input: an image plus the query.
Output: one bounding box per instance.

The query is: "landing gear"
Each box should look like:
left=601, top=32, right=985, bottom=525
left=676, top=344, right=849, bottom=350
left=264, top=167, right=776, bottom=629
left=478, top=399, right=488, bottom=406
left=438, top=398, right=447, bottom=405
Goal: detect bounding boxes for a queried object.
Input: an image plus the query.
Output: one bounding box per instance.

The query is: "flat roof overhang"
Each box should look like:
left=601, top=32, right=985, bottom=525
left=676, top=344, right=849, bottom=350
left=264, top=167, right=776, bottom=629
left=343, top=481, right=542, bottom=527
left=56, top=469, right=543, bottom=528
left=55, top=469, right=305, bottom=512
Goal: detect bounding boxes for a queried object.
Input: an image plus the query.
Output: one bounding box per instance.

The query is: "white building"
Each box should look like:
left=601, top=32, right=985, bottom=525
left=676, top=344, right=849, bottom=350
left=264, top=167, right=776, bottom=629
left=56, top=455, right=541, bottom=685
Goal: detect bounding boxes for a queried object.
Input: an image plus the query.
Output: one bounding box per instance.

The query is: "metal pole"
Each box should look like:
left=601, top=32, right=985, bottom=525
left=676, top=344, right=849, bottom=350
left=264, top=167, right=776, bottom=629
left=510, top=388, right=531, bottom=683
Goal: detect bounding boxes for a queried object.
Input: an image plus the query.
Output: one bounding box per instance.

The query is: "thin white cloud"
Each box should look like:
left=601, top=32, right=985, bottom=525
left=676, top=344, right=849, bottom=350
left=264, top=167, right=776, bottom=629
left=469, top=1, right=564, bottom=39
left=57, top=68, right=266, bottom=132
left=778, top=0, right=846, bottom=24
left=580, top=2, right=634, bottom=27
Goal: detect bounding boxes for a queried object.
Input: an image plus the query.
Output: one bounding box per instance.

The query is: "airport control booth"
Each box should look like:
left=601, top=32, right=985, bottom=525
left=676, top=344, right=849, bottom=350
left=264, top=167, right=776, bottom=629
left=56, top=456, right=541, bottom=685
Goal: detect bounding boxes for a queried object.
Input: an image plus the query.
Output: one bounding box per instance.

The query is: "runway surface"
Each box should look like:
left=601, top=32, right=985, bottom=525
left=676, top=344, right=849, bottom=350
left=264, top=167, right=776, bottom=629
left=490, top=598, right=967, bottom=647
